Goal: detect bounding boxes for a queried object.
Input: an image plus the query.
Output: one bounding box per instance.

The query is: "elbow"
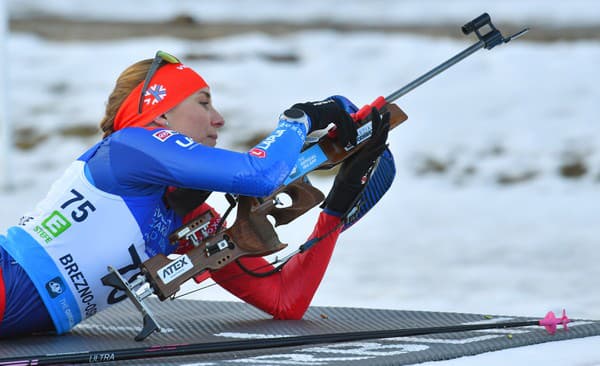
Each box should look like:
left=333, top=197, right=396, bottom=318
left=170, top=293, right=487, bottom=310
left=235, top=177, right=279, bottom=197
left=272, top=304, right=308, bottom=320
left=256, top=179, right=281, bottom=197
left=255, top=160, right=292, bottom=196
left=271, top=291, right=312, bottom=320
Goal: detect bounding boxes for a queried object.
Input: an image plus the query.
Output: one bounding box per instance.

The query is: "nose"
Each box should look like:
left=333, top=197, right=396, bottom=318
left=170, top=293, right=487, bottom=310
left=211, top=108, right=225, bottom=129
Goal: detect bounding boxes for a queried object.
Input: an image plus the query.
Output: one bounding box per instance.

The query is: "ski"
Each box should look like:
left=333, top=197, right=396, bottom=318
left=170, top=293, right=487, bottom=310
left=0, top=310, right=569, bottom=365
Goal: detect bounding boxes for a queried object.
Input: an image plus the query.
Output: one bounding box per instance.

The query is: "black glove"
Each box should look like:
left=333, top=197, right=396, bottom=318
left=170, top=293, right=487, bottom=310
left=323, top=108, right=390, bottom=216
left=292, top=97, right=358, bottom=148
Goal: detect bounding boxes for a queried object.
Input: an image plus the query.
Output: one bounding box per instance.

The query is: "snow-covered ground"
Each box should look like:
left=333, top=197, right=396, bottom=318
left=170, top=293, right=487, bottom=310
left=1, top=1, right=600, bottom=364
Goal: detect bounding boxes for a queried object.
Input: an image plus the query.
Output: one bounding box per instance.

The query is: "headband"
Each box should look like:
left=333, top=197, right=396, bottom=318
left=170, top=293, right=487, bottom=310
left=114, top=63, right=209, bottom=131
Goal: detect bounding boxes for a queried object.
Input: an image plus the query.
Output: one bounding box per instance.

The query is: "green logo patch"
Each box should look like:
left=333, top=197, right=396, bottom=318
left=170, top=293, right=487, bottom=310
left=41, top=211, right=72, bottom=238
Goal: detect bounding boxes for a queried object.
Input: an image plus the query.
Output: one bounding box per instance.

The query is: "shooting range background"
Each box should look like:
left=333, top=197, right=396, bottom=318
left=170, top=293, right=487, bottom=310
left=1, top=1, right=599, bottom=363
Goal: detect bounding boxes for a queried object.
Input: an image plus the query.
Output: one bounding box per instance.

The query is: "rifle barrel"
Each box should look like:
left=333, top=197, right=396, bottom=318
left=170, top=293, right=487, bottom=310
left=385, top=40, right=485, bottom=103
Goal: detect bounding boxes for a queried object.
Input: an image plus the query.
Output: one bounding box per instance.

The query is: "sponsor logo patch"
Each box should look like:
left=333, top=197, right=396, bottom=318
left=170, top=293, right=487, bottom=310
left=46, top=277, right=65, bottom=298
left=158, top=254, right=194, bottom=285
left=256, top=129, right=285, bottom=151
left=353, top=121, right=373, bottom=147
left=153, top=129, right=177, bottom=142
left=249, top=148, right=267, bottom=158
left=42, top=211, right=71, bottom=237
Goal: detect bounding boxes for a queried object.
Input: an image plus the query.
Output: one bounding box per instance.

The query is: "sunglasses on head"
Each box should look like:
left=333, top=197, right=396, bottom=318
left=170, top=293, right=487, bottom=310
left=138, top=50, right=181, bottom=114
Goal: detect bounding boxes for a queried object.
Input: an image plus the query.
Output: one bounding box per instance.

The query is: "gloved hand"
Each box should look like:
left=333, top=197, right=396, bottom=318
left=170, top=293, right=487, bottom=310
left=323, top=108, right=390, bottom=216
left=292, top=95, right=359, bottom=148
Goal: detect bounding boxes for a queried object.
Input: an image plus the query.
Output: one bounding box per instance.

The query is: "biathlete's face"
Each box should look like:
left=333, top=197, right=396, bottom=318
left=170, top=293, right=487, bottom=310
left=161, top=87, right=225, bottom=147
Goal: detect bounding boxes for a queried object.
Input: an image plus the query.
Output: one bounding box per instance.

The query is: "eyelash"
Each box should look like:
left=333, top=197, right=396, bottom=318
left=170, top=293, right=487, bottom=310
left=199, top=102, right=210, bottom=109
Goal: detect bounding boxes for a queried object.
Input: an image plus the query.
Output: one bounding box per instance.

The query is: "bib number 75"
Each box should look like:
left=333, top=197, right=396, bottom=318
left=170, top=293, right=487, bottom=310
left=60, top=189, right=96, bottom=223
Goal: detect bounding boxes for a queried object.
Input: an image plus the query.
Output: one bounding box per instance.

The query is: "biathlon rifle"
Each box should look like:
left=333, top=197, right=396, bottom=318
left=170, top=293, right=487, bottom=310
left=102, top=13, right=529, bottom=341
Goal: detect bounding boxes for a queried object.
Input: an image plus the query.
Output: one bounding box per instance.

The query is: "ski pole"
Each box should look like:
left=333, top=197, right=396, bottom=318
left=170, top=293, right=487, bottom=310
left=351, top=12, right=530, bottom=122
left=0, top=310, right=569, bottom=365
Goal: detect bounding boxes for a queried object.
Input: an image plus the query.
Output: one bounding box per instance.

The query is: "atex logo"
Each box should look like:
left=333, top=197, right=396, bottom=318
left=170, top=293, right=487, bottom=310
left=158, top=255, right=193, bottom=284
left=46, top=277, right=65, bottom=298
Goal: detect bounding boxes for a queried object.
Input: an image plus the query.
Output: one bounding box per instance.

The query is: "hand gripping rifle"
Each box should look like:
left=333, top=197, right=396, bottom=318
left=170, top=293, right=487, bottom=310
left=102, top=13, right=529, bottom=341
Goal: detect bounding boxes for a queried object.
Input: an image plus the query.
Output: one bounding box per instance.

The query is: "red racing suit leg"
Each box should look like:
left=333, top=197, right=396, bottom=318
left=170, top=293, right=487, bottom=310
left=210, top=211, right=342, bottom=320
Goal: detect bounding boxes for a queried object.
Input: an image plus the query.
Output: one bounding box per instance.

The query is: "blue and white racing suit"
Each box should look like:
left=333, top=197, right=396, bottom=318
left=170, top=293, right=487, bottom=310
left=0, top=116, right=308, bottom=336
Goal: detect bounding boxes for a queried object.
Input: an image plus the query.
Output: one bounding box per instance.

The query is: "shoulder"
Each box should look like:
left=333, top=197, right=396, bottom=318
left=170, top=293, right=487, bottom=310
left=109, top=127, right=169, bottom=142
left=110, top=127, right=197, bottom=151
left=105, top=127, right=179, bottom=154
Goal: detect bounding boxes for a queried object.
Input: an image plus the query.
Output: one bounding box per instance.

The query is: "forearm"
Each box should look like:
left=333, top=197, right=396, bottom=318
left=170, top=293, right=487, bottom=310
left=211, top=211, right=342, bottom=319
left=101, top=118, right=307, bottom=198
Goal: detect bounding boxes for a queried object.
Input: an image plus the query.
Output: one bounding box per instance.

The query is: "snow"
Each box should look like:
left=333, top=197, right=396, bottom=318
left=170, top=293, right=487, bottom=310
left=2, top=1, right=600, bottom=364
left=420, top=335, right=600, bottom=365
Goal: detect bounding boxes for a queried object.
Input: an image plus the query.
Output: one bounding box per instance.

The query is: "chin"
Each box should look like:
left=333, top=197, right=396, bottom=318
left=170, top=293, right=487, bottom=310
left=203, top=138, right=217, bottom=147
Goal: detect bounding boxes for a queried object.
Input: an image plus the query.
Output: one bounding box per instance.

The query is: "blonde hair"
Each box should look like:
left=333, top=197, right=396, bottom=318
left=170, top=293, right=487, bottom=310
left=99, top=59, right=153, bottom=138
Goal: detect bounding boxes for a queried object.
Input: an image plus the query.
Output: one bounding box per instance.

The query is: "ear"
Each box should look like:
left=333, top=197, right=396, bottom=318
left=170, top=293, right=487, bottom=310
left=153, top=114, right=169, bottom=128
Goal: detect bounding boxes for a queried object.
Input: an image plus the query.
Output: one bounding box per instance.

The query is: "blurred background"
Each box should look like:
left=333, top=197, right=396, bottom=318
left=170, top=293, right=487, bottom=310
left=1, top=0, right=599, bottom=319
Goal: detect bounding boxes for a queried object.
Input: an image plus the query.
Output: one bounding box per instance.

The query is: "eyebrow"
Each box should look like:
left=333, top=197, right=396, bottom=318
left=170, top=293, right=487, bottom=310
left=199, top=91, right=211, bottom=99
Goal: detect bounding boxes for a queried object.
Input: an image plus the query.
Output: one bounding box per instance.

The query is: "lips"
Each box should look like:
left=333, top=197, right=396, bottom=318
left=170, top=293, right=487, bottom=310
left=204, top=135, right=218, bottom=146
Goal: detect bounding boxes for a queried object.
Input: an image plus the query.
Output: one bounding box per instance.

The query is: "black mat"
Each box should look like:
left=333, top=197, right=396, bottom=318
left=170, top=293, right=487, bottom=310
left=1, top=298, right=598, bottom=365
